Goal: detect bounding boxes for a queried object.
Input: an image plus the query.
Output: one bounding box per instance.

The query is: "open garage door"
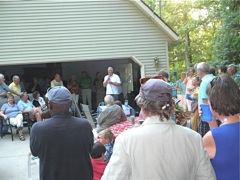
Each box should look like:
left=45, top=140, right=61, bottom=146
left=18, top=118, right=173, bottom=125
left=0, top=57, right=142, bottom=110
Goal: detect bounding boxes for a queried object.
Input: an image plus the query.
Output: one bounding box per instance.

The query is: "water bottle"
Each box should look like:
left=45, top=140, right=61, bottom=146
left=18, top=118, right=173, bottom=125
left=124, top=100, right=128, bottom=107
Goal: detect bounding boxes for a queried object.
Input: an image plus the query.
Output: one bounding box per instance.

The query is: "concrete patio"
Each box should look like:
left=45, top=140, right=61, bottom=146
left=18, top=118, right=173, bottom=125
left=0, top=129, right=39, bottom=180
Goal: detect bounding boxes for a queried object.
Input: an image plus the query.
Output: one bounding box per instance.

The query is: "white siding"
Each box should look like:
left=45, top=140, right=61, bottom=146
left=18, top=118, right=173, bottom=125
left=0, top=1, right=171, bottom=76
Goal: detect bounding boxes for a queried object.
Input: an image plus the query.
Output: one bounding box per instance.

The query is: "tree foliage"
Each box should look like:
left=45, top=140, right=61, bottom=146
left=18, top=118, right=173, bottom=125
left=143, top=0, right=240, bottom=79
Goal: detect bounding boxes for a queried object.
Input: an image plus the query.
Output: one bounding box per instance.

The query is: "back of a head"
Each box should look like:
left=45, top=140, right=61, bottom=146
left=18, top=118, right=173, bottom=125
left=209, top=67, right=216, bottom=76
left=206, top=75, right=240, bottom=116
left=114, top=100, right=123, bottom=109
left=156, top=70, right=169, bottom=79
left=99, top=129, right=114, bottom=142
left=135, top=79, right=174, bottom=120
left=228, top=64, right=237, bottom=72
left=90, top=142, right=106, bottom=159
left=0, top=74, right=4, bottom=80
left=219, top=65, right=227, bottom=73
left=47, top=86, right=72, bottom=111
left=197, top=62, right=210, bottom=73
left=104, top=95, right=114, bottom=105
left=33, top=91, right=40, bottom=99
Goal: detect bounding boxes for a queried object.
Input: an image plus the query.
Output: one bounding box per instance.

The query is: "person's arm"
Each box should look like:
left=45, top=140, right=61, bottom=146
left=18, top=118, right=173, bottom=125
left=0, top=91, right=7, bottom=97
left=97, top=111, right=109, bottom=125
left=103, top=76, right=109, bottom=87
left=183, top=76, right=188, bottom=84
left=0, top=110, right=7, bottom=120
left=30, top=123, right=40, bottom=156
left=199, top=105, right=219, bottom=129
left=17, top=101, right=34, bottom=113
left=9, top=89, right=21, bottom=96
left=101, top=135, right=131, bottom=179
left=6, top=83, right=20, bottom=96
left=31, top=82, right=38, bottom=93
left=195, top=134, right=216, bottom=179
left=203, top=131, right=216, bottom=159
left=111, top=81, right=121, bottom=86
left=120, top=109, right=127, bottom=122
left=112, top=75, right=121, bottom=86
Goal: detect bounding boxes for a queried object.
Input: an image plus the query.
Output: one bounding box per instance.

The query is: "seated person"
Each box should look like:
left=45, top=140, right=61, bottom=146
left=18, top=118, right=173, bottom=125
left=114, top=100, right=123, bottom=109
left=0, top=94, right=25, bottom=141
left=96, top=95, right=127, bottom=133
left=0, top=74, right=20, bottom=98
left=28, top=77, right=41, bottom=94
left=51, top=73, right=63, bottom=87
left=32, top=91, right=47, bottom=111
left=98, top=129, right=114, bottom=163
left=17, top=92, right=42, bottom=122
left=8, top=75, right=22, bottom=97
left=90, top=142, right=107, bottom=180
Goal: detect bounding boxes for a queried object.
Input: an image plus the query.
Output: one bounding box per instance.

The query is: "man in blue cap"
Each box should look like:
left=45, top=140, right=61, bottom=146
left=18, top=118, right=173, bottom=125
left=30, top=86, right=93, bottom=180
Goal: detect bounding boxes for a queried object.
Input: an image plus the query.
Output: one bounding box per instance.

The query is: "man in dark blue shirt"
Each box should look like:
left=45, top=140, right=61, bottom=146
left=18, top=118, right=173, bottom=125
left=30, top=86, right=93, bottom=180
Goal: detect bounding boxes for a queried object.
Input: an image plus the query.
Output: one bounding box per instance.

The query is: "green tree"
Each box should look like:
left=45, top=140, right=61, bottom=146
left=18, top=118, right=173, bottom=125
left=212, top=0, right=240, bottom=63
left=143, top=0, right=239, bottom=79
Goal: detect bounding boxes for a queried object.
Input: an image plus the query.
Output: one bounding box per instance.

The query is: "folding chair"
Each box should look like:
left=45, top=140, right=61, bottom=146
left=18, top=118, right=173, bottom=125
left=0, top=116, right=14, bottom=141
left=80, top=104, right=97, bottom=128
left=28, top=152, right=39, bottom=180
left=22, top=112, right=36, bottom=134
left=0, top=113, right=33, bottom=141
left=71, top=100, right=83, bottom=118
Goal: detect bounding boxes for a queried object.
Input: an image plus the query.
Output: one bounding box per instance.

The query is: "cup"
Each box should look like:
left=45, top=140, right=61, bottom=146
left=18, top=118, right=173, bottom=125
left=130, top=116, right=135, bottom=125
left=139, top=120, right=144, bottom=125
left=185, top=94, right=190, bottom=99
left=200, top=104, right=212, bottom=122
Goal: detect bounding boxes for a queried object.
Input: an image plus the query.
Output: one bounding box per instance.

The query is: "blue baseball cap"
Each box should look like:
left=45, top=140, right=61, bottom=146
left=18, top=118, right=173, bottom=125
left=135, top=79, right=172, bottom=102
left=47, top=86, right=72, bottom=104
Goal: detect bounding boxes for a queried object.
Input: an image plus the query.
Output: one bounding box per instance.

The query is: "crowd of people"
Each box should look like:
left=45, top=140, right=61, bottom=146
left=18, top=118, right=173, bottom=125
left=1, top=63, right=239, bottom=179
left=0, top=67, right=125, bottom=112
left=0, top=66, right=125, bottom=141
left=174, top=63, right=239, bottom=134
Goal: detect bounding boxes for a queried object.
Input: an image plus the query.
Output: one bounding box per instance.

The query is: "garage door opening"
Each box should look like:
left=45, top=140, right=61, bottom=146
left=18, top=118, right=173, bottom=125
left=0, top=58, right=142, bottom=111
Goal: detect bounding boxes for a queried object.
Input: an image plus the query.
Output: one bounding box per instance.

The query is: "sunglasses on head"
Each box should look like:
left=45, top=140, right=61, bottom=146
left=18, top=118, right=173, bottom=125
left=140, top=75, right=166, bottom=85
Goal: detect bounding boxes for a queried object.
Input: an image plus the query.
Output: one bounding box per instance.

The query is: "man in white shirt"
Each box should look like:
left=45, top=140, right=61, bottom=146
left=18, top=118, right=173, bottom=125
left=102, top=79, right=216, bottom=180
left=103, top=67, right=121, bottom=100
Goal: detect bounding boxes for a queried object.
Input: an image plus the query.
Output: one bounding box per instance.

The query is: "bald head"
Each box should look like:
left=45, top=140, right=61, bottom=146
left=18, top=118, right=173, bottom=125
left=197, top=62, right=210, bottom=72
left=104, top=95, right=114, bottom=105
left=107, top=67, right=113, bottom=76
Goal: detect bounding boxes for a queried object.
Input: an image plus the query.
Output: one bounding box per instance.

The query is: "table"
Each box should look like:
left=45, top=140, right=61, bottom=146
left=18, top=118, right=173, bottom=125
left=109, top=117, right=140, bottom=138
